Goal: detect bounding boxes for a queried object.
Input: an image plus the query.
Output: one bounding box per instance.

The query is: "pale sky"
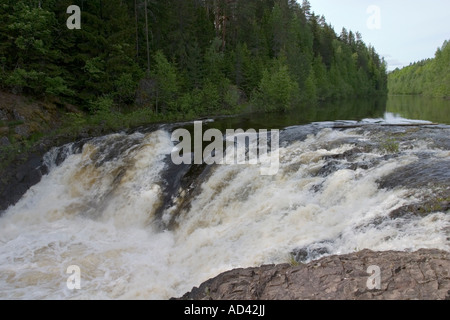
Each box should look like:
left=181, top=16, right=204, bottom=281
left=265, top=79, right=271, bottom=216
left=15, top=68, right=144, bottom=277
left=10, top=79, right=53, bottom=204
left=307, top=0, right=450, bottom=70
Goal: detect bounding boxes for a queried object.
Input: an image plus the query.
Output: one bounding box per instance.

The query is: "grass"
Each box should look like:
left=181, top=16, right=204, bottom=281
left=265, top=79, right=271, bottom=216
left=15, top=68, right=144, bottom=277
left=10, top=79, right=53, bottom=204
left=7, top=120, right=25, bottom=127
left=379, top=137, right=400, bottom=154
left=287, top=253, right=300, bottom=267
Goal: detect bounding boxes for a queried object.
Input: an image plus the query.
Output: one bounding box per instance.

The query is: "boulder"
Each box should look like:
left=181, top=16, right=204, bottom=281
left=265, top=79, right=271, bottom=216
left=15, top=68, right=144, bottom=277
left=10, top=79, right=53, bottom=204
left=0, top=136, right=10, bottom=147
left=176, top=249, right=450, bottom=300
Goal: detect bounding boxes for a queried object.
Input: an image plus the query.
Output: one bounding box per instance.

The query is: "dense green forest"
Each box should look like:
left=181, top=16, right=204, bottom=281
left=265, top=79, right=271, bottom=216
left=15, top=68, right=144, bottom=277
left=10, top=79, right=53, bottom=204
left=0, top=0, right=387, bottom=119
left=388, top=40, right=450, bottom=99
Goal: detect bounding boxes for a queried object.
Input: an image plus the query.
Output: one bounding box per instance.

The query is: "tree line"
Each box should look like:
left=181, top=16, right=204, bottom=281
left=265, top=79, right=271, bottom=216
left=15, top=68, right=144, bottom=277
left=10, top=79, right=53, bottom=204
left=388, top=40, right=449, bottom=99
left=0, top=0, right=388, bottom=118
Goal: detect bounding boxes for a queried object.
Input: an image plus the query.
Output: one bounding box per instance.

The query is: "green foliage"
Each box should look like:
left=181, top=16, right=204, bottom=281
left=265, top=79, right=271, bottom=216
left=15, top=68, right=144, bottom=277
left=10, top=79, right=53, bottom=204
left=223, top=84, right=241, bottom=112
left=6, top=68, right=44, bottom=94
left=287, top=253, right=300, bottom=267
left=199, top=80, right=221, bottom=114
left=175, top=92, right=200, bottom=118
left=0, top=0, right=387, bottom=121
left=114, top=73, right=139, bottom=104
left=304, top=71, right=317, bottom=102
left=312, top=55, right=330, bottom=100
left=89, top=96, right=115, bottom=115
left=45, top=76, right=75, bottom=96
left=252, top=57, right=299, bottom=112
left=388, top=40, right=450, bottom=98
left=379, top=137, right=400, bottom=154
left=151, top=50, right=179, bottom=114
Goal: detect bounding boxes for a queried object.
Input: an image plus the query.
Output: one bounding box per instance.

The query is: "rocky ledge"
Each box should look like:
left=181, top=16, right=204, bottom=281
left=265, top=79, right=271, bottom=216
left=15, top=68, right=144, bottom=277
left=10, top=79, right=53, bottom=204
left=176, top=249, right=450, bottom=300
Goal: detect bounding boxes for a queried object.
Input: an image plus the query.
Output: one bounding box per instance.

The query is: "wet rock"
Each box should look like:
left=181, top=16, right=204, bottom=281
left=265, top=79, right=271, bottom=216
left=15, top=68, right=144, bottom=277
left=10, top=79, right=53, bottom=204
left=291, top=244, right=331, bottom=263
left=389, top=202, right=450, bottom=219
left=157, top=159, right=214, bottom=230
left=316, top=160, right=370, bottom=177
left=407, top=127, right=450, bottom=151
left=389, top=189, right=450, bottom=219
left=0, top=153, right=45, bottom=212
left=0, top=136, right=10, bottom=147
left=0, top=134, right=80, bottom=213
left=322, top=147, right=369, bottom=161
left=176, top=249, right=450, bottom=300
left=378, top=160, right=450, bottom=190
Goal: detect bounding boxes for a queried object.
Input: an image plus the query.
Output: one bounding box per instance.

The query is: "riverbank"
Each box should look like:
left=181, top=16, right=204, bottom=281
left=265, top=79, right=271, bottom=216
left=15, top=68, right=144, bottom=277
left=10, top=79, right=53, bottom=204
left=176, top=249, right=450, bottom=300
left=1, top=92, right=449, bottom=214
left=0, top=91, right=80, bottom=211
left=0, top=90, right=185, bottom=211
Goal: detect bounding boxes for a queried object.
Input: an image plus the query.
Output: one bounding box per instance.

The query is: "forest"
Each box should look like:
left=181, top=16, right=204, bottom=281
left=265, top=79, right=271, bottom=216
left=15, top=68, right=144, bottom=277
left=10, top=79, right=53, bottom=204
left=388, top=40, right=450, bottom=99
left=0, top=0, right=388, bottom=120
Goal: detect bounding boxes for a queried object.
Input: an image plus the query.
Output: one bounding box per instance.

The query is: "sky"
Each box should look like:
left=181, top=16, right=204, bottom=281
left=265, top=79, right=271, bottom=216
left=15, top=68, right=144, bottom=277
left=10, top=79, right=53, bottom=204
left=307, top=0, right=450, bottom=71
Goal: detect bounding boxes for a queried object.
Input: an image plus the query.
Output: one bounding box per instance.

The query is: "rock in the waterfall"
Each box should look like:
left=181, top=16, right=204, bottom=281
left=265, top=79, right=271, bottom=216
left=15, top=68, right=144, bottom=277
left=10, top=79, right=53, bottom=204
left=176, top=249, right=450, bottom=300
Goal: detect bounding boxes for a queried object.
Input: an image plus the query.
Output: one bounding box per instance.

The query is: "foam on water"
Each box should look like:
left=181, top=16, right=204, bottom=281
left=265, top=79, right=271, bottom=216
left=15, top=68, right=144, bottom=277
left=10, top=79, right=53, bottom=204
left=0, top=127, right=448, bottom=299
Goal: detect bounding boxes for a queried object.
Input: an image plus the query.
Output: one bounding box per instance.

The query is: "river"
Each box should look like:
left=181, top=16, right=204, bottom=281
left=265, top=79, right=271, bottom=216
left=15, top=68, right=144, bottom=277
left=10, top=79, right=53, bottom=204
left=0, top=95, right=449, bottom=299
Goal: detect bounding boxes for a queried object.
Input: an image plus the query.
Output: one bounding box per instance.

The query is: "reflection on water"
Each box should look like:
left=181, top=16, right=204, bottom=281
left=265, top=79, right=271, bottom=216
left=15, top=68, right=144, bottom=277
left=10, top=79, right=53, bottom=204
left=209, top=96, right=388, bottom=131
left=386, top=95, right=450, bottom=125
left=215, top=95, right=449, bottom=130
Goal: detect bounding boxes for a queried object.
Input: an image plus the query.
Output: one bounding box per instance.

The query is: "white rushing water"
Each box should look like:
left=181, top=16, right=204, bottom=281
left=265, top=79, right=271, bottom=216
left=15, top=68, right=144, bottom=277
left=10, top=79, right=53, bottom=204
left=0, top=126, right=449, bottom=299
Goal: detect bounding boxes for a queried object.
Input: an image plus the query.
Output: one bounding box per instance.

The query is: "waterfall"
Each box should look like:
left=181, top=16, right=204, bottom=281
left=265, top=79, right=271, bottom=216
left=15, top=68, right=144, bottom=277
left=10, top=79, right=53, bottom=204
left=0, top=122, right=448, bottom=299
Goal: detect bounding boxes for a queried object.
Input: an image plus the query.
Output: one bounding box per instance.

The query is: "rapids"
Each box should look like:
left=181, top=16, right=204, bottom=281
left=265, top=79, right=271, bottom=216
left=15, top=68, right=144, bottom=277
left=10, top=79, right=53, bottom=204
left=0, top=120, right=449, bottom=299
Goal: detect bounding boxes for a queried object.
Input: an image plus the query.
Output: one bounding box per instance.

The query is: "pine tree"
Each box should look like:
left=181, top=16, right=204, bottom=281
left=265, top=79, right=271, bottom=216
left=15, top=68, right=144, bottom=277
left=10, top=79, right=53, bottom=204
left=388, top=39, right=449, bottom=98
left=151, top=50, right=179, bottom=114
left=252, top=55, right=298, bottom=112
left=0, top=0, right=389, bottom=115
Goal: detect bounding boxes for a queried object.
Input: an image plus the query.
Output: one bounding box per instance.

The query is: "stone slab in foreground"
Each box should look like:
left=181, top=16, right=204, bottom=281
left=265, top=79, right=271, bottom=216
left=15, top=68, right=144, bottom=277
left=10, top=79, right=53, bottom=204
left=176, top=249, right=450, bottom=300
